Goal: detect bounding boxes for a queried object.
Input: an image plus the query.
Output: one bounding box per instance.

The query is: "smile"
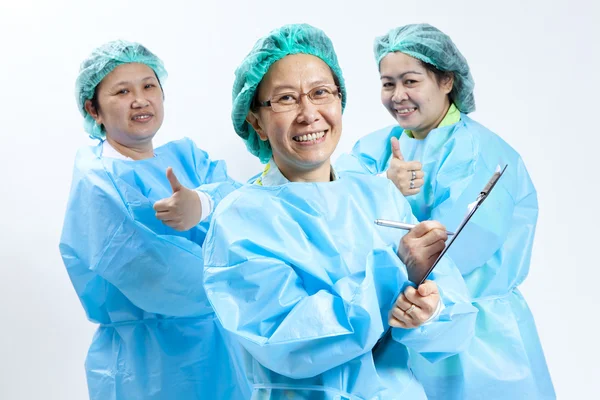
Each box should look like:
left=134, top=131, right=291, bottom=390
left=131, top=113, right=153, bottom=121
left=395, top=107, right=417, bottom=115
left=292, top=130, right=327, bottom=143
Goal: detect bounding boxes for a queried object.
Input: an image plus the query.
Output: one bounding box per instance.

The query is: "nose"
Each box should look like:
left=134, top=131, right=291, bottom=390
left=295, top=96, right=320, bottom=125
left=391, top=86, right=409, bottom=103
left=132, top=90, right=150, bottom=108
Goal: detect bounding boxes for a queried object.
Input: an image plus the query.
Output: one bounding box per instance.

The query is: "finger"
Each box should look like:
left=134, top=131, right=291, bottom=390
left=418, top=280, right=439, bottom=297
left=403, top=188, right=421, bottom=196
left=410, top=221, right=447, bottom=239
left=389, top=315, right=410, bottom=328
left=425, top=238, right=446, bottom=255
left=404, top=290, right=435, bottom=315
left=166, top=167, right=183, bottom=193
left=155, top=210, right=177, bottom=221
left=395, top=292, right=412, bottom=310
left=153, top=198, right=171, bottom=212
left=161, top=220, right=184, bottom=230
left=404, top=161, right=422, bottom=171
left=415, top=170, right=425, bottom=179
left=390, top=137, right=404, bottom=161
left=391, top=302, right=422, bottom=323
left=408, top=178, right=425, bottom=189
left=408, top=221, right=435, bottom=237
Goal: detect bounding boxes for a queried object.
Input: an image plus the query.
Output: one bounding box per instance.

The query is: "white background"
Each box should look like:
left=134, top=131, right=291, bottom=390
left=0, top=0, right=598, bottom=398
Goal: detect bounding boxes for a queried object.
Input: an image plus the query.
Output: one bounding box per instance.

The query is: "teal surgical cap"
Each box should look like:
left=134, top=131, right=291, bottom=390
left=75, top=40, right=168, bottom=139
left=374, top=24, right=475, bottom=113
left=232, top=24, right=347, bottom=163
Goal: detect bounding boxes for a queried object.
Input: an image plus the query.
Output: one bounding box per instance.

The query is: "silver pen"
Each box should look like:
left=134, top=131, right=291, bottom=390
left=374, top=219, right=455, bottom=236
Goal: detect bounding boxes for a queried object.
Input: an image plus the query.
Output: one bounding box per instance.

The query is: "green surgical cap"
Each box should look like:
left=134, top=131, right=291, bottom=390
left=374, top=24, right=475, bottom=113
left=75, top=40, right=167, bottom=139
left=231, top=24, right=347, bottom=163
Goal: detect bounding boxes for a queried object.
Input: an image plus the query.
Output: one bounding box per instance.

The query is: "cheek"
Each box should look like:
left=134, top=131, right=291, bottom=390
left=264, top=115, right=292, bottom=142
left=323, top=102, right=343, bottom=126
left=381, top=91, right=393, bottom=107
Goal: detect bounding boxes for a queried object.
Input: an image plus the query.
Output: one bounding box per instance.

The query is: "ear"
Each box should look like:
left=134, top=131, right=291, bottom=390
left=441, top=72, right=454, bottom=95
left=246, top=111, right=268, bottom=141
left=84, top=99, right=102, bottom=124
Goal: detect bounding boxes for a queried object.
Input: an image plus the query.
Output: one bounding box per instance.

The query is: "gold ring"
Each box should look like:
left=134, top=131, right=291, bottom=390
left=405, top=304, right=416, bottom=315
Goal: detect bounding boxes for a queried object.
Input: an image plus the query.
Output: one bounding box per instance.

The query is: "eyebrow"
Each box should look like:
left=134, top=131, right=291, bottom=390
left=380, top=71, right=423, bottom=80
left=271, top=79, right=335, bottom=93
left=110, top=76, right=157, bottom=88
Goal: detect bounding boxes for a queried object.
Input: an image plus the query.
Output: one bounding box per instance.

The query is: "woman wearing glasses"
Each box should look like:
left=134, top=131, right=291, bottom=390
left=202, top=24, right=477, bottom=399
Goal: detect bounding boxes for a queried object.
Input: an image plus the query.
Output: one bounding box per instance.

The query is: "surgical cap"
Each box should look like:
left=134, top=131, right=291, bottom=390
left=232, top=24, right=347, bottom=163
left=75, top=40, right=168, bottom=139
left=374, top=24, right=475, bottom=113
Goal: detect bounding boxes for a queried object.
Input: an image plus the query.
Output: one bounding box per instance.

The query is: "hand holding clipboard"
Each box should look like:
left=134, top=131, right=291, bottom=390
left=376, top=164, right=508, bottom=285
left=372, top=165, right=508, bottom=351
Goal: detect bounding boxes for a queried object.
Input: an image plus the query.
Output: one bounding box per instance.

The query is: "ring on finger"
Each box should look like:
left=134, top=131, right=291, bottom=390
left=411, top=170, right=417, bottom=181
left=405, top=304, right=416, bottom=316
left=409, top=180, right=415, bottom=189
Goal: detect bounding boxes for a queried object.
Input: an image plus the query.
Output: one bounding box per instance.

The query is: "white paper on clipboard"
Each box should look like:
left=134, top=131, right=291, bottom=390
left=415, top=164, right=508, bottom=285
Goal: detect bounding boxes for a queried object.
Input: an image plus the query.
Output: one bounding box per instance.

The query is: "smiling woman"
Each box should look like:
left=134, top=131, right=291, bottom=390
left=202, top=23, right=478, bottom=399
left=59, top=40, right=248, bottom=400
left=84, top=62, right=165, bottom=159
left=246, top=53, right=343, bottom=182
left=336, top=23, right=555, bottom=400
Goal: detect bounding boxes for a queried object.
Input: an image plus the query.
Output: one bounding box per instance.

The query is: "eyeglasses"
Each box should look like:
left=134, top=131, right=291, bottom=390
left=258, top=84, right=342, bottom=113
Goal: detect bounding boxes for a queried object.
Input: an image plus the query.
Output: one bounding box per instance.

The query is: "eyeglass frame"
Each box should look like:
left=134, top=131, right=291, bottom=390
left=255, top=84, right=342, bottom=113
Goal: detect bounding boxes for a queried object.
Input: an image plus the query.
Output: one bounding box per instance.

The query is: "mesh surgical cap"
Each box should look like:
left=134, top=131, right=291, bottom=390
left=231, top=24, right=347, bottom=163
left=374, top=24, right=475, bottom=113
left=75, top=40, right=168, bottom=139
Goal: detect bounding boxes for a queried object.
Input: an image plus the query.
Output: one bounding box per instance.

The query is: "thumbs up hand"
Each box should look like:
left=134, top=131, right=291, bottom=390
left=386, top=137, right=424, bottom=196
left=153, top=167, right=202, bottom=231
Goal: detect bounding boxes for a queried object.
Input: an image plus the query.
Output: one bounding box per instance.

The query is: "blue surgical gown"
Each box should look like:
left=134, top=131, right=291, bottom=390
left=336, top=115, right=555, bottom=399
left=59, top=138, right=249, bottom=400
left=203, top=172, right=478, bottom=399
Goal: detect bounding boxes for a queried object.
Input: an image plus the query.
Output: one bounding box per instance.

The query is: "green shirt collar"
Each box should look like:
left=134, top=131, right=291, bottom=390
left=404, top=103, right=460, bottom=138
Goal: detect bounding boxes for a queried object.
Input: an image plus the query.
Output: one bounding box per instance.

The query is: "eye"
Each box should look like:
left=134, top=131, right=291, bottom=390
left=145, top=83, right=156, bottom=89
left=382, top=82, right=395, bottom=89
left=273, top=93, right=298, bottom=105
left=311, top=86, right=334, bottom=99
left=404, top=79, right=418, bottom=86
left=116, top=88, right=129, bottom=95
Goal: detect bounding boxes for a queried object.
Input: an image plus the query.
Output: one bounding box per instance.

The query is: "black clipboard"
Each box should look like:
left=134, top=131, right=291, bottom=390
left=415, top=164, right=508, bottom=285
left=372, top=165, right=508, bottom=355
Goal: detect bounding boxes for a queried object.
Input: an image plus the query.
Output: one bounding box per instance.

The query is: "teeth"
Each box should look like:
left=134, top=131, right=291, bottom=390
left=133, top=114, right=151, bottom=120
left=294, top=131, right=325, bottom=142
left=397, top=108, right=416, bottom=114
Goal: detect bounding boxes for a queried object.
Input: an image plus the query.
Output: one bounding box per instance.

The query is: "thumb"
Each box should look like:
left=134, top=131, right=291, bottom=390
left=418, top=281, right=438, bottom=297
left=166, top=167, right=183, bottom=193
left=390, top=137, right=404, bottom=161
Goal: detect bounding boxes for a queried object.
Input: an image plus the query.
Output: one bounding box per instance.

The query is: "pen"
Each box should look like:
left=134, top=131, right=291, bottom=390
left=374, top=219, right=455, bottom=236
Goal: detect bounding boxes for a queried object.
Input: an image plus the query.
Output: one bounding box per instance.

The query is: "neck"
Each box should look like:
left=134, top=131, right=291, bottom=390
left=277, top=158, right=333, bottom=183
left=105, top=136, right=154, bottom=160
left=412, top=100, right=451, bottom=140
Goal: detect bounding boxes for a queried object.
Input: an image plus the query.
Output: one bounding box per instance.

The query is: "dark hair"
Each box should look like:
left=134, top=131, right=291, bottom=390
left=418, top=60, right=454, bottom=101
left=250, top=65, right=342, bottom=112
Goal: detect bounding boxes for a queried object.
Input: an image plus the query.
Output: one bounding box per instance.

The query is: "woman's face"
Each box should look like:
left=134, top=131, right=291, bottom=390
left=380, top=52, right=452, bottom=139
left=247, top=54, right=342, bottom=178
left=85, top=63, right=164, bottom=145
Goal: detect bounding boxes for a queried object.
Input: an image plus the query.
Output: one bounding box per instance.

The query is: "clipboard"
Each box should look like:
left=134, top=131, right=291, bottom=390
left=414, top=164, right=508, bottom=285
left=372, top=165, right=507, bottom=354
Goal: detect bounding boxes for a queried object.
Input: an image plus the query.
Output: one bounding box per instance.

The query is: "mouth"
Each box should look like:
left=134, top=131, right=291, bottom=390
left=394, top=107, right=417, bottom=116
left=292, top=130, right=327, bottom=144
left=131, top=113, right=154, bottom=122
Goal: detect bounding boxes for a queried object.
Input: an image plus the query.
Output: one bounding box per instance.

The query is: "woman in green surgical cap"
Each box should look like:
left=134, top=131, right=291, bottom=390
left=59, top=40, right=248, bottom=400
left=202, top=23, right=478, bottom=399
left=336, top=24, right=555, bottom=400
